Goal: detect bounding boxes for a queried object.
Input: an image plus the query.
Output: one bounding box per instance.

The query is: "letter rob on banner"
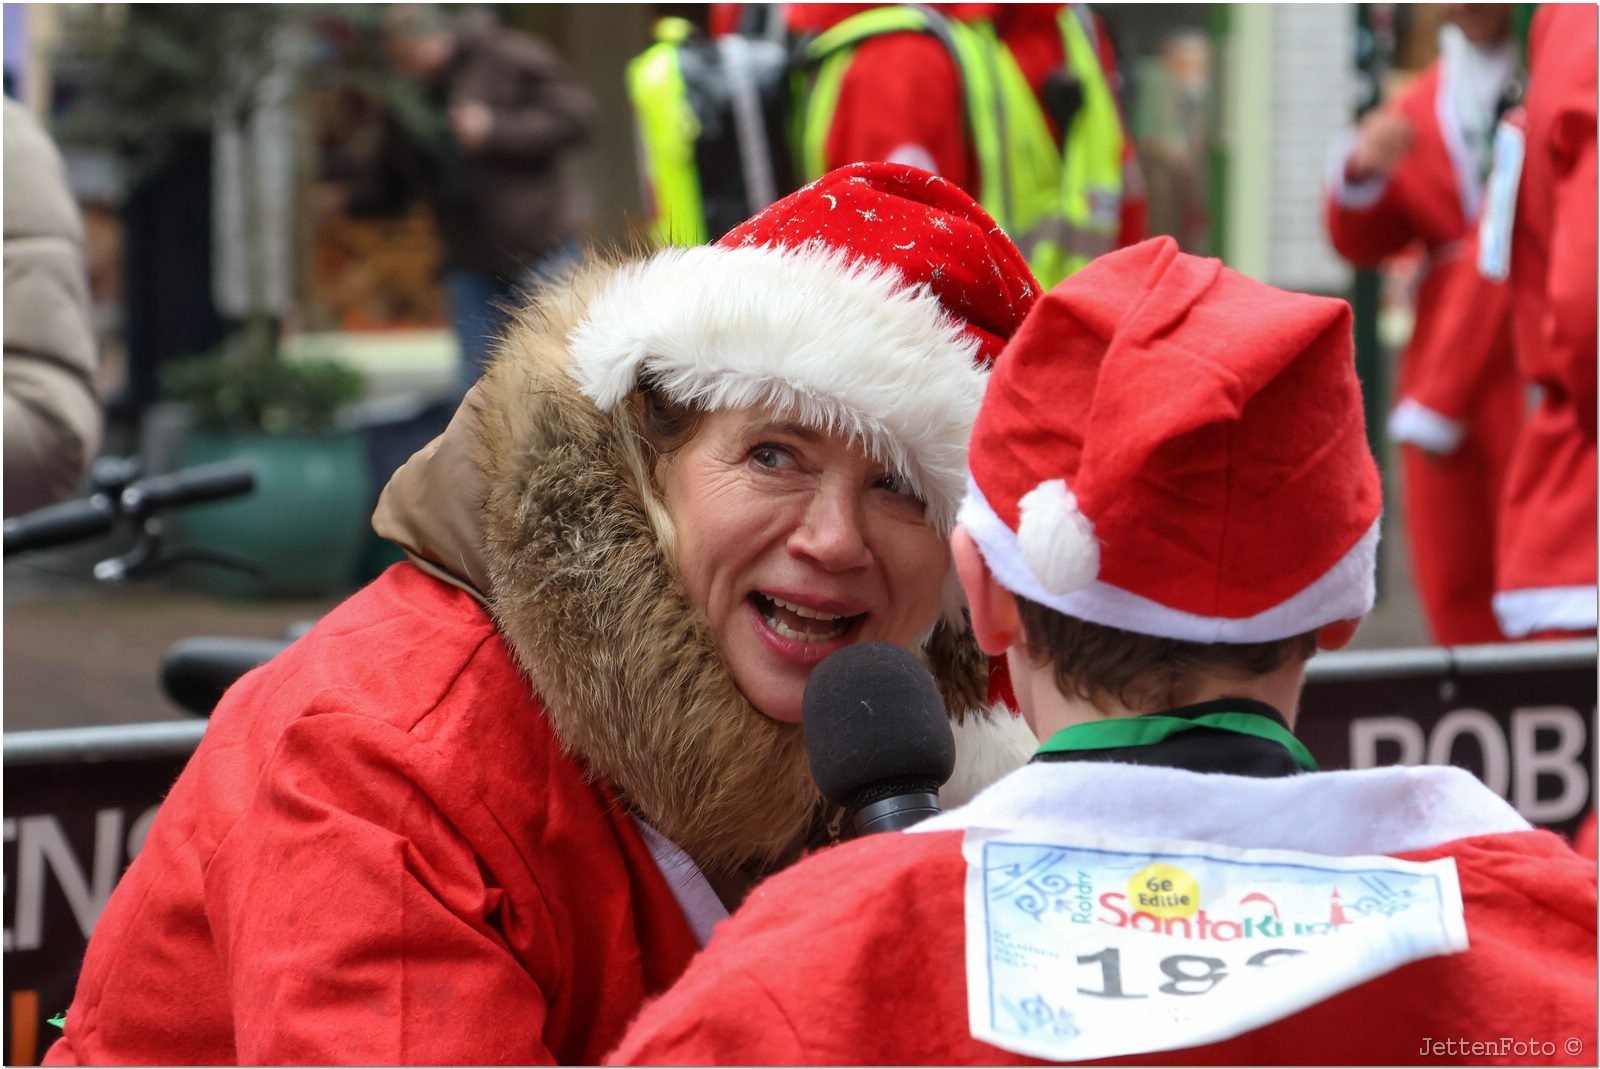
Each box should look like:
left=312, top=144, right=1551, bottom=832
left=1298, top=639, right=1595, bottom=837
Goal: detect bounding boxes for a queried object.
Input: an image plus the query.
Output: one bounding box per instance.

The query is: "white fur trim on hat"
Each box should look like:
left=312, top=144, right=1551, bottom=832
left=568, top=243, right=985, bottom=533
left=959, top=478, right=1381, bottom=643
left=1017, top=479, right=1099, bottom=594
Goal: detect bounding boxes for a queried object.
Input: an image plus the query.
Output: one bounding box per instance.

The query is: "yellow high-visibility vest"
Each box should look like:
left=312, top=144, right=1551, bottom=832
left=627, top=17, right=709, bottom=247
left=796, top=5, right=1125, bottom=286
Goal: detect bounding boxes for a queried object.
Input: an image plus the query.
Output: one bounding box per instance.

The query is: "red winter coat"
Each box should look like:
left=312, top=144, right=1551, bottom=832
left=611, top=763, right=1598, bottom=1065
left=1492, top=4, right=1598, bottom=637
left=46, top=564, right=702, bottom=1065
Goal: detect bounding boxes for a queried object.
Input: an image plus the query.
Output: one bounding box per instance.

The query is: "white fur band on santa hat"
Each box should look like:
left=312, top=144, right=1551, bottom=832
left=568, top=242, right=986, bottom=534
left=959, top=477, right=1381, bottom=644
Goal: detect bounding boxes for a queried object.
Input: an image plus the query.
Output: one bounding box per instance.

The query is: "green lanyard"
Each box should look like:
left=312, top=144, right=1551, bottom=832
left=1035, top=711, right=1318, bottom=773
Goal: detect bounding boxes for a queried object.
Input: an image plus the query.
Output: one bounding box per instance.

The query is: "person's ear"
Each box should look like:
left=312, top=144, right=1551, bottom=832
left=1315, top=618, right=1362, bottom=651
left=953, top=526, right=1022, bottom=656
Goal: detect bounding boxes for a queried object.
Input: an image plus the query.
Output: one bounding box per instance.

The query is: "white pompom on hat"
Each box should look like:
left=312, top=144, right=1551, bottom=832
left=567, top=161, right=1040, bottom=536
left=958, top=236, right=1383, bottom=643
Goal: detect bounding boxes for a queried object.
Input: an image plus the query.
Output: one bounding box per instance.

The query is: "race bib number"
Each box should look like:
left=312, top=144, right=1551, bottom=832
left=963, top=830, right=1468, bottom=1062
left=1477, top=114, right=1526, bottom=281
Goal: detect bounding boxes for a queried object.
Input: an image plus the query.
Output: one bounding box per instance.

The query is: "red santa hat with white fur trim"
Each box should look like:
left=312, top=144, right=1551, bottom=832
left=568, top=162, right=1039, bottom=536
left=960, top=236, right=1383, bottom=643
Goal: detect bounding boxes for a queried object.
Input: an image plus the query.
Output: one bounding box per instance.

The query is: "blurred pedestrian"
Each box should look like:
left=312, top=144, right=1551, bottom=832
left=1324, top=4, right=1524, bottom=645
left=346, top=5, right=596, bottom=400
left=1477, top=4, right=1596, bottom=639
left=3, top=97, right=102, bottom=517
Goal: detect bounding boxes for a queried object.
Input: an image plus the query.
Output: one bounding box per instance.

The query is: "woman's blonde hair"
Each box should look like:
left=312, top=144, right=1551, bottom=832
left=611, top=376, right=707, bottom=569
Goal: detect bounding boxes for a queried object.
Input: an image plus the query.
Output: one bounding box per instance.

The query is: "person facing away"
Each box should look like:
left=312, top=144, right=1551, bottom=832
left=1324, top=3, right=1524, bottom=646
left=346, top=4, right=596, bottom=400
left=42, top=163, right=1039, bottom=1066
left=786, top=2, right=1144, bottom=287
left=608, top=237, right=1598, bottom=1066
left=3, top=96, right=101, bottom=517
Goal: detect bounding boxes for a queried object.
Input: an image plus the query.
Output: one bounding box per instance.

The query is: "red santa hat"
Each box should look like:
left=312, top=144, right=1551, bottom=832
left=960, top=236, right=1382, bottom=643
left=569, top=161, right=1039, bottom=535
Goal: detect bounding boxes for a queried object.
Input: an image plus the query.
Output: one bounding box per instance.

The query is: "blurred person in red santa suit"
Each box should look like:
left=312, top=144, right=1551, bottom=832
left=606, top=238, right=1597, bottom=1067
left=1324, top=4, right=1524, bottom=646
left=1477, top=3, right=1596, bottom=641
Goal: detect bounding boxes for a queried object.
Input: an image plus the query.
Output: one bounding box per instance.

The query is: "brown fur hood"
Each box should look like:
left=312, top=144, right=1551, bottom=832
left=373, top=258, right=1022, bottom=876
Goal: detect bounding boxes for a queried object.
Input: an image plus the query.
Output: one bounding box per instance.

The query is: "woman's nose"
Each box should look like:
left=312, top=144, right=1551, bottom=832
left=787, top=486, right=872, bottom=572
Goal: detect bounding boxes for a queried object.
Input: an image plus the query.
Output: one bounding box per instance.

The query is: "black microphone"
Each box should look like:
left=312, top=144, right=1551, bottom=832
left=802, top=642, right=956, bottom=837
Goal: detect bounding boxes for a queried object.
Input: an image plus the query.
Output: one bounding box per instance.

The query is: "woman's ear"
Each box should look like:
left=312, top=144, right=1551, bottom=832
left=952, top=526, right=1022, bottom=656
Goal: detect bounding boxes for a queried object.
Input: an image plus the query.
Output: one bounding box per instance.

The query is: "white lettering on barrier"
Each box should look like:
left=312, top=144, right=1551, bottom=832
left=1347, top=706, right=1592, bottom=825
left=3, top=805, right=161, bottom=953
left=1511, top=707, right=1590, bottom=825
left=1350, top=717, right=1424, bottom=768
left=1426, top=710, right=1510, bottom=797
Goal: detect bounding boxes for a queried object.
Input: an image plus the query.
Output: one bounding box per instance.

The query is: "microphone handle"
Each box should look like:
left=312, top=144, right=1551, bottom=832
left=850, top=791, right=942, bottom=836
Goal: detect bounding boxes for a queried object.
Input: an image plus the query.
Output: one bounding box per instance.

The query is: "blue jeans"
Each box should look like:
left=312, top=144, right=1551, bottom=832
left=443, top=242, right=583, bottom=399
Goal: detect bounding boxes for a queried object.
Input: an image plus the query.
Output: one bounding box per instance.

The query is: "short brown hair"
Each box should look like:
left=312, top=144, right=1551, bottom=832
left=1014, top=596, right=1317, bottom=714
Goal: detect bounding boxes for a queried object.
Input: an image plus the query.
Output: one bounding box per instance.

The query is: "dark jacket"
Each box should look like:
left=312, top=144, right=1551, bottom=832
left=354, top=22, right=597, bottom=279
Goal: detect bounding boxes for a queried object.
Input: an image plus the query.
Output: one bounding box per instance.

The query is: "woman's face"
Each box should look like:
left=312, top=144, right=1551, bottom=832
left=659, top=406, right=951, bottom=724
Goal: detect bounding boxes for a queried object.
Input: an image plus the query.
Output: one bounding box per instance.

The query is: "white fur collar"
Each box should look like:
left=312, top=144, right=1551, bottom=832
left=916, top=762, right=1531, bottom=857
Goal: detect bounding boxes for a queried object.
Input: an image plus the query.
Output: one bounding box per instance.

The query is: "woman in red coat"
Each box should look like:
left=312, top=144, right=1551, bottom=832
left=43, top=164, right=1039, bottom=1065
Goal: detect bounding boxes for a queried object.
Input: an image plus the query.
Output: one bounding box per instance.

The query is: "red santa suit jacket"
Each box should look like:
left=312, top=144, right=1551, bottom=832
left=610, top=763, right=1597, bottom=1065
left=1490, top=4, right=1598, bottom=637
left=1324, top=57, right=1523, bottom=644
left=1325, top=59, right=1519, bottom=433
left=45, top=564, right=702, bottom=1066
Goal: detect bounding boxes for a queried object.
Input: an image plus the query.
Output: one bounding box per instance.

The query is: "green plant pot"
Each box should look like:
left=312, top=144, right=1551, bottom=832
left=176, top=429, right=370, bottom=599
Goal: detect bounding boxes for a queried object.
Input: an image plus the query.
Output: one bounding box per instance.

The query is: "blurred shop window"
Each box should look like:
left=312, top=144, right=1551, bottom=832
left=300, top=16, right=449, bottom=335
left=303, top=82, right=449, bottom=334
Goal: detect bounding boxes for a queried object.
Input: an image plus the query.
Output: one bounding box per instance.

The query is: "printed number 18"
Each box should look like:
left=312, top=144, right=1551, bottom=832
left=1076, top=947, right=1304, bottom=999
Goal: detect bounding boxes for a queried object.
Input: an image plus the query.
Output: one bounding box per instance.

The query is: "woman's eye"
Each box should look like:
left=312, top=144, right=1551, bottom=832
left=750, top=444, right=794, bottom=470
left=876, top=471, right=924, bottom=505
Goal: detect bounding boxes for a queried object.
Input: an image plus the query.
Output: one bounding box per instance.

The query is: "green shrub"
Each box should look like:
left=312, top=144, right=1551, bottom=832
left=163, top=332, right=364, bottom=434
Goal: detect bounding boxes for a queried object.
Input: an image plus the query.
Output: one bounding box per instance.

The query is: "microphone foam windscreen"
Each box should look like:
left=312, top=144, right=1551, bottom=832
left=802, top=642, right=957, bottom=807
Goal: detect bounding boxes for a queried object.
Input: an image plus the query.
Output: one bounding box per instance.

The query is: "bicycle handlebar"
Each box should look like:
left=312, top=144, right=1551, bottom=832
left=3, top=460, right=258, bottom=558
left=120, top=462, right=256, bottom=519
left=3, top=496, right=118, bottom=557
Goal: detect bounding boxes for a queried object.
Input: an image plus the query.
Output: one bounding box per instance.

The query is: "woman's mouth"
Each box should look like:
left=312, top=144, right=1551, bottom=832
left=746, top=592, right=867, bottom=664
left=751, top=593, right=861, bottom=641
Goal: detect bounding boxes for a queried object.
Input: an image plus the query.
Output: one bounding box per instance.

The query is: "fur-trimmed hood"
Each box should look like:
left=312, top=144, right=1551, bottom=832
left=374, top=256, right=1034, bottom=876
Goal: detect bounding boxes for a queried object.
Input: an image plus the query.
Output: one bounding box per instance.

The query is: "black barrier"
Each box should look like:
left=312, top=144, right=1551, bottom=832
left=2, top=641, right=1595, bottom=1063
left=3, top=722, right=204, bottom=1065
left=1299, top=638, right=1597, bottom=840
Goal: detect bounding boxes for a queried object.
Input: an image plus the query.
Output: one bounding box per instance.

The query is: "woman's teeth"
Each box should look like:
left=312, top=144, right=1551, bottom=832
left=757, top=594, right=856, bottom=642
left=768, top=595, right=844, bottom=621
left=768, top=616, right=848, bottom=642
